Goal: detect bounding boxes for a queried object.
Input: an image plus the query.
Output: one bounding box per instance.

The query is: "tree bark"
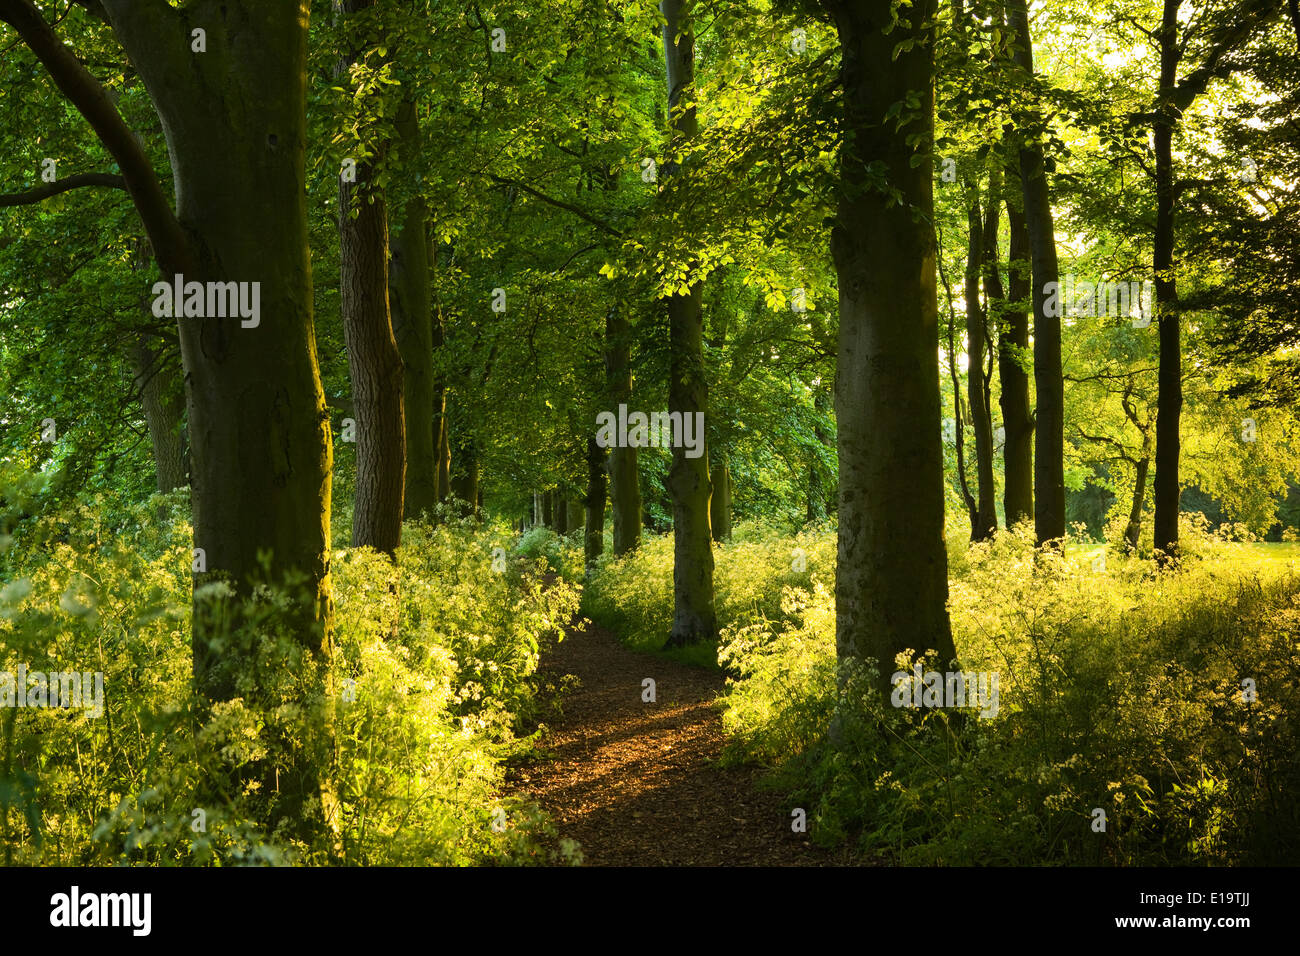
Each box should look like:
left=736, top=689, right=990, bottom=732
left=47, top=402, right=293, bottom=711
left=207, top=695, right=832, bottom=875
left=450, top=436, right=479, bottom=517
left=605, top=306, right=641, bottom=555
left=1152, top=0, right=1182, bottom=560
left=1008, top=0, right=1065, bottom=547
left=1125, top=456, right=1151, bottom=551
left=339, top=0, right=404, bottom=556
left=965, top=175, right=996, bottom=540
left=340, top=157, right=404, bottom=554
left=709, top=458, right=731, bottom=541
left=807, top=386, right=831, bottom=523
left=435, top=384, right=451, bottom=502
left=825, top=0, right=956, bottom=690
left=585, top=435, right=607, bottom=569
left=389, top=100, right=437, bottom=520
left=82, top=0, right=334, bottom=840
left=130, top=337, right=187, bottom=492
left=1000, top=190, right=1034, bottom=527
left=661, top=0, right=716, bottom=647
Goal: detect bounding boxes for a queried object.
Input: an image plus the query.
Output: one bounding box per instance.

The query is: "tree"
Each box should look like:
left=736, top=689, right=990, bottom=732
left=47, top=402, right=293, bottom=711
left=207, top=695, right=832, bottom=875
left=337, top=0, right=405, bottom=556
left=1007, top=0, right=1066, bottom=547
left=388, top=97, right=438, bottom=519
left=660, top=0, right=717, bottom=647
left=1000, top=184, right=1034, bottom=526
left=821, top=0, right=957, bottom=691
left=606, top=304, right=642, bottom=554
left=1142, top=0, right=1281, bottom=559
left=0, top=0, right=338, bottom=838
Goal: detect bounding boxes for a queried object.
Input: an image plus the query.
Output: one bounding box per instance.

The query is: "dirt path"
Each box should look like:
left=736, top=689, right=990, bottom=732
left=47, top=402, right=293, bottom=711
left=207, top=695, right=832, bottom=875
left=507, top=617, right=852, bottom=866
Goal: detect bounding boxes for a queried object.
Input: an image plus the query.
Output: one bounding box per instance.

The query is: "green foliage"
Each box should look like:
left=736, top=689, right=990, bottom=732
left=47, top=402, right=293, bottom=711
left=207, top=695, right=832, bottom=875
left=593, top=520, right=1300, bottom=864
left=0, top=488, right=579, bottom=866
left=513, top=526, right=584, bottom=584
left=583, top=520, right=834, bottom=664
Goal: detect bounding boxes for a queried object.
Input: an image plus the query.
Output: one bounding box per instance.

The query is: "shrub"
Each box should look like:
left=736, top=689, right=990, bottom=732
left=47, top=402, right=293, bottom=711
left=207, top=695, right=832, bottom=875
left=590, top=517, right=1300, bottom=864
left=0, top=487, right=579, bottom=866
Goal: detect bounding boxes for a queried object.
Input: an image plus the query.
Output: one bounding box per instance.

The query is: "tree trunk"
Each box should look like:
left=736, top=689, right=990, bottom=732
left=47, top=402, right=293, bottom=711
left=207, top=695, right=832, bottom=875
left=1000, top=189, right=1034, bottom=527
left=605, top=306, right=641, bottom=555
left=1008, top=0, right=1065, bottom=547
left=130, top=337, right=187, bottom=492
left=807, top=383, right=832, bottom=523
left=340, top=157, right=405, bottom=555
left=980, top=162, right=1004, bottom=531
left=1152, top=0, right=1182, bottom=560
left=556, top=497, right=570, bottom=534
left=585, top=435, right=607, bottom=569
left=1125, top=456, right=1150, bottom=551
left=709, top=458, right=731, bottom=541
left=543, top=489, right=554, bottom=528
left=389, top=100, right=437, bottom=520
left=945, top=267, right=978, bottom=526
left=826, top=0, right=956, bottom=691
left=338, top=0, right=404, bottom=556
left=450, top=438, right=479, bottom=517
left=84, top=0, right=336, bottom=840
left=661, top=0, right=717, bottom=647
left=436, top=385, right=451, bottom=502
left=965, top=176, right=996, bottom=540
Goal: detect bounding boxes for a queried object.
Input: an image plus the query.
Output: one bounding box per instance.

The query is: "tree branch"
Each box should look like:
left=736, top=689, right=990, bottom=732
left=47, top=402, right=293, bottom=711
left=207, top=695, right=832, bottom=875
left=1169, top=0, right=1280, bottom=113
left=0, top=171, right=125, bottom=207
left=69, top=0, right=109, bottom=24
left=488, top=174, right=624, bottom=237
left=0, top=0, right=192, bottom=276
left=1075, top=426, right=1138, bottom=464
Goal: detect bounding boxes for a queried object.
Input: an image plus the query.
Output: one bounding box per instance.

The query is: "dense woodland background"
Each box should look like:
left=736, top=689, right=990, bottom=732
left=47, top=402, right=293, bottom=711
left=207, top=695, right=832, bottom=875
left=1, top=0, right=1299, bottom=866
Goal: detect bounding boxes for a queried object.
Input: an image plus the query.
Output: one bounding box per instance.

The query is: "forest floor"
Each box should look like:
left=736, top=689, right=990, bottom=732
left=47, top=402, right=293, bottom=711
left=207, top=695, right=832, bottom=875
left=506, top=615, right=855, bottom=866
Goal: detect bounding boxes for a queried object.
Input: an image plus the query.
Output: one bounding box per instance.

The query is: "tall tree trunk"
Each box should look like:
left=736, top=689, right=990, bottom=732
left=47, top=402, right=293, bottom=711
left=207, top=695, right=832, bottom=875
left=130, top=337, right=187, bottom=492
left=1125, top=456, right=1151, bottom=551
left=450, top=436, right=479, bottom=516
left=980, top=162, right=1004, bottom=531
left=709, top=458, right=731, bottom=541
left=340, top=159, right=404, bottom=554
left=661, top=0, right=716, bottom=647
left=944, top=265, right=978, bottom=524
left=389, top=99, right=437, bottom=520
left=1152, top=0, right=1182, bottom=560
left=339, top=0, right=404, bottom=556
left=1008, top=0, right=1065, bottom=547
left=543, top=489, right=554, bottom=528
left=826, top=0, right=956, bottom=692
left=556, top=498, right=570, bottom=535
left=807, top=385, right=832, bottom=522
left=605, top=306, right=641, bottom=555
left=585, top=435, right=607, bottom=569
left=1000, top=190, right=1034, bottom=527
left=965, top=176, right=996, bottom=540
left=73, top=0, right=336, bottom=840
left=436, top=384, right=451, bottom=502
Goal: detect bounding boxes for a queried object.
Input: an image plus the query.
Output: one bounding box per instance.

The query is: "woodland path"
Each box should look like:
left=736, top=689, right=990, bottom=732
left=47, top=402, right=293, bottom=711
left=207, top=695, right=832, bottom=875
left=506, top=616, right=853, bottom=866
